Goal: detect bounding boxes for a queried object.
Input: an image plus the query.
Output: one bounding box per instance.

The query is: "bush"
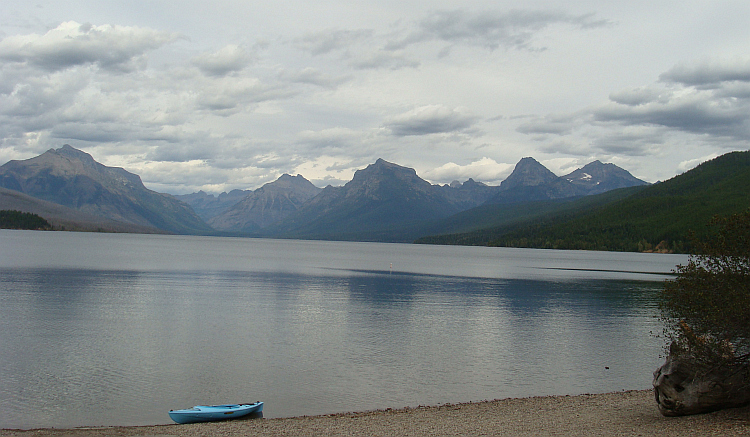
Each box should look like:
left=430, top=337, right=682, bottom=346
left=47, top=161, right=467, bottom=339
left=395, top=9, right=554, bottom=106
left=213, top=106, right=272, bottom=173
left=660, top=209, right=750, bottom=363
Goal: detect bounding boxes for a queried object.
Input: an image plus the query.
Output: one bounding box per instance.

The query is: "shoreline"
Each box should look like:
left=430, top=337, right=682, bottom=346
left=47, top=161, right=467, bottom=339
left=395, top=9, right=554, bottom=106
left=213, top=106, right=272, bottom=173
left=2, top=390, right=750, bottom=437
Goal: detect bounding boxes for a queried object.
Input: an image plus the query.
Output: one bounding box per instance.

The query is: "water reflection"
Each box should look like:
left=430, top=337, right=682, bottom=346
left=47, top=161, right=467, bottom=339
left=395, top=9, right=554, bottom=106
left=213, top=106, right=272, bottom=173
left=0, top=239, right=671, bottom=429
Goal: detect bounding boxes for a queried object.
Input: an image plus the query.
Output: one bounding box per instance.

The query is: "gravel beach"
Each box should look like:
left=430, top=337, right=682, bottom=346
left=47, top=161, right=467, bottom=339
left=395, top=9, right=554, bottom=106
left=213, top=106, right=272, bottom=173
left=3, top=390, right=749, bottom=437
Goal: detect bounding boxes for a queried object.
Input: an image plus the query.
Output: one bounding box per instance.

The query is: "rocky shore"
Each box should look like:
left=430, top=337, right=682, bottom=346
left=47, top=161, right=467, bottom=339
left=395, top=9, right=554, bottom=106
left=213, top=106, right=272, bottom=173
left=3, top=390, right=749, bottom=437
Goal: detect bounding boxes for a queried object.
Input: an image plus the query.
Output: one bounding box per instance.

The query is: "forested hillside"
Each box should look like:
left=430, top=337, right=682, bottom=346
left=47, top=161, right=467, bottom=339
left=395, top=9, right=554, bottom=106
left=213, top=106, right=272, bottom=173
left=0, top=210, right=51, bottom=230
left=418, top=151, right=750, bottom=253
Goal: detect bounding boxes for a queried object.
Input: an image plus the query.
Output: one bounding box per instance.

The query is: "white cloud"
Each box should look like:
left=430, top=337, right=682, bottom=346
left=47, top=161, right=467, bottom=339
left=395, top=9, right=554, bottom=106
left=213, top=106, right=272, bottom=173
left=422, top=157, right=513, bottom=185
left=677, top=153, right=721, bottom=174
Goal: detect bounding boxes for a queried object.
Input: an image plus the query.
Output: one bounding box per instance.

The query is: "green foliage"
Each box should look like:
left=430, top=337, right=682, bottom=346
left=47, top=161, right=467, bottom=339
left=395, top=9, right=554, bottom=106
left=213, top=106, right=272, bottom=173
left=0, top=210, right=51, bottom=230
left=660, top=210, right=750, bottom=363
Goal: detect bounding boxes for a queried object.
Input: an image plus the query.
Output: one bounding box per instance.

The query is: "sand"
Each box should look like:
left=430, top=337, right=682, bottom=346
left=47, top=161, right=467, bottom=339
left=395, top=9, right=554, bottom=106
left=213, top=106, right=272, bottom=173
left=3, top=390, right=750, bottom=437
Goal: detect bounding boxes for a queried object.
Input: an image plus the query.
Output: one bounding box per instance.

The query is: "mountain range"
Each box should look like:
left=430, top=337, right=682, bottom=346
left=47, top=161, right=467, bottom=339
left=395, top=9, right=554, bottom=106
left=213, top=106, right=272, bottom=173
left=177, top=156, right=648, bottom=240
left=0, top=144, right=652, bottom=243
left=487, top=157, right=647, bottom=204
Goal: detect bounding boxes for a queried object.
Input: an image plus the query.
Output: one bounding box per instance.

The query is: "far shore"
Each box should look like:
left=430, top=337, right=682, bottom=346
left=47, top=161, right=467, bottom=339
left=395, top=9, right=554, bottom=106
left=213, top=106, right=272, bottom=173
left=2, top=390, right=749, bottom=437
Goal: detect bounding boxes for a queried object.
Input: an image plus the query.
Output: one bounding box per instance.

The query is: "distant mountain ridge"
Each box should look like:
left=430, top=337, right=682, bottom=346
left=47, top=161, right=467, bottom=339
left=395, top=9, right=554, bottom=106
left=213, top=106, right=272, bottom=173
left=0, top=145, right=651, bottom=243
left=3, top=144, right=745, bottom=253
left=0, top=145, right=212, bottom=234
left=175, top=189, right=250, bottom=222
left=499, top=157, right=558, bottom=191
left=487, top=157, right=647, bottom=204
left=418, top=151, right=750, bottom=252
left=207, top=174, right=321, bottom=233
left=257, top=158, right=647, bottom=241
left=564, top=160, right=648, bottom=195
left=263, top=159, right=469, bottom=240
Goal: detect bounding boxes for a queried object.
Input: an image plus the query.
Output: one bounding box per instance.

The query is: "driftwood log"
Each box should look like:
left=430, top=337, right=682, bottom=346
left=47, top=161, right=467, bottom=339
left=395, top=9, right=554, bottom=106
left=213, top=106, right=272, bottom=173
left=653, top=352, right=750, bottom=416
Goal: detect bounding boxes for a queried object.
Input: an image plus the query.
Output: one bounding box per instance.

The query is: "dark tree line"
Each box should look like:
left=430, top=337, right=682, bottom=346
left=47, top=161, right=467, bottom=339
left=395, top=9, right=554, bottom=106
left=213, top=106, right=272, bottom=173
left=0, top=210, right=51, bottom=230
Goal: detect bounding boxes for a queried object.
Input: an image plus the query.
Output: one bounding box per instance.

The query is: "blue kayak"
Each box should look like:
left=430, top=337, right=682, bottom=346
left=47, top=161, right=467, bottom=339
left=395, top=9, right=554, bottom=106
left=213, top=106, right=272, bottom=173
left=168, top=401, right=264, bottom=424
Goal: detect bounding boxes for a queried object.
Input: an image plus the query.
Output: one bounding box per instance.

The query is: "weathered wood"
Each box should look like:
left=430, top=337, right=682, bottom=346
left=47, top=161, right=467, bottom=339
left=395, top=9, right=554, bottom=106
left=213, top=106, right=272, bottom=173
left=653, top=352, right=750, bottom=416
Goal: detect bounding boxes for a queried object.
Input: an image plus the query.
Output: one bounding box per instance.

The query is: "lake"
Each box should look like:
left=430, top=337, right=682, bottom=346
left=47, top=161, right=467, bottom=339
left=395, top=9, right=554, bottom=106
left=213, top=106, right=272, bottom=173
left=0, top=230, right=688, bottom=429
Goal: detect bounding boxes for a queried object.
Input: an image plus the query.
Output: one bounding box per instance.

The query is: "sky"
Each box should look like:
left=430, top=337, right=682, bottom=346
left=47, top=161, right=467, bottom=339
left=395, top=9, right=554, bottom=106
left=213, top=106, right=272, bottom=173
left=1, top=1, right=749, bottom=194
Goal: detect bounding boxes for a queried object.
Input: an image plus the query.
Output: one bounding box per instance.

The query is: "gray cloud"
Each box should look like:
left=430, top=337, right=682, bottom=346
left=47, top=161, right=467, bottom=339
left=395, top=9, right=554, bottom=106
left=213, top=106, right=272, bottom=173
left=608, top=87, right=670, bottom=106
left=594, top=68, right=750, bottom=142
left=384, top=105, right=480, bottom=136
left=195, top=77, right=299, bottom=114
left=387, top=9, right=611, bottom=51
left=191, top=44, right=253, bottom=77
left=519, top=59, right=750, bottom=159
left=50, top=122, right=132, bottom=143
left=280, top=67, right=352, bottom=89
left=294, top=29, right=374, bottom=55
left=659, top=60, right=750, bottom=87
left=293, top=27, right=420, bottom=70
left=538, top=140, right=597, bottom=157
left=0, top=71, right=88, bottom=119
left=516, top=113, right=581, bottom=136
left=296, top=128, right=362, bottom=151
left=590, top=129, right=667, bottom=156
left=349, top=51, right=420, bottom=70
left=0, top=21, right=178, bottom=73
left=291, top=9, right=610, bottom=71
left=594, top=96, right=750, bottom=138
left=146, top=139, right=219, bottom=163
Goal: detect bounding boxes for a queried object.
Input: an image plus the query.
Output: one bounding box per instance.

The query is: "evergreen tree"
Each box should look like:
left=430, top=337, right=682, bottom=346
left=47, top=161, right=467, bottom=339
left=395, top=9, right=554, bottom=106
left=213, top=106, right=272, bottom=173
left=0, top=210, right=52, bottom=230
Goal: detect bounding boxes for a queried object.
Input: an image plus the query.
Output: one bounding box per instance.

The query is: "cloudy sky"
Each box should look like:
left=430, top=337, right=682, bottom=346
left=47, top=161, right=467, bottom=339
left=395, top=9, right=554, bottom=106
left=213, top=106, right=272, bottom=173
left=1, top=1, right=749, bottom=194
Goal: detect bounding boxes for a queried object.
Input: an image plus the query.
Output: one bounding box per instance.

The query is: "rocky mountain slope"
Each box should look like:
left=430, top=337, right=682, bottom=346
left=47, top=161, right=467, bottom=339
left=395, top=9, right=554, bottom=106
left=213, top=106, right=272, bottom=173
left=174, top=189, right=250, bottom=222
left=0, top=145, right=211, bottom=234
left=563, top=160, right=648, bottom=195
left=486, top=157, right=647, bottom=204
left=208, top=174, right=322, bottom=233
left=262, top=159, right=461, bottom=239
left=0, top=186, right=166, bottom=233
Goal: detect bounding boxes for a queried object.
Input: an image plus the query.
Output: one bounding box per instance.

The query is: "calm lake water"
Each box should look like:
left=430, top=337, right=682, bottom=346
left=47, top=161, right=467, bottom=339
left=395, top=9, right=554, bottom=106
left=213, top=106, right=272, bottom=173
left=0, top=230, right=688, bottom=429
